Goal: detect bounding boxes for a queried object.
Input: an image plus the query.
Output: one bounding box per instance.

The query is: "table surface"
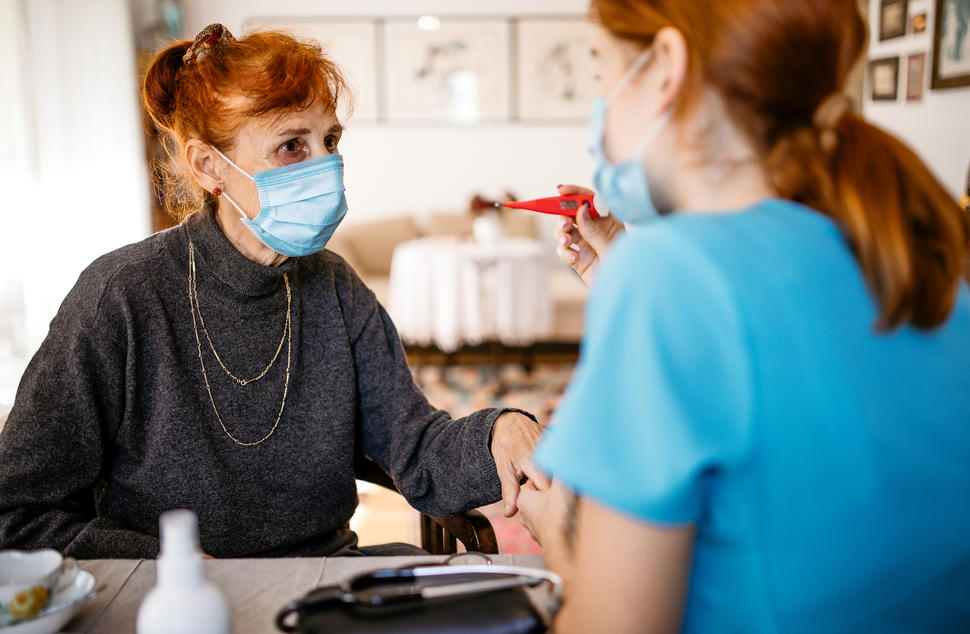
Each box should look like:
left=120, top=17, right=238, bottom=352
left=64, top=554, right=546, bottom=633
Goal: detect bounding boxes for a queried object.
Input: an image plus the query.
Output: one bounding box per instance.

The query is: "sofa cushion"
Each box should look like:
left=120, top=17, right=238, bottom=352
left=501, top=212, right=536, bottom=239
left=426, top=213, right=473, bottom=236
left=332, top=217, right=420, bottom=277
left=325, top=232, right=364, bottom=273
left=362, top=276, right=390, bottom=309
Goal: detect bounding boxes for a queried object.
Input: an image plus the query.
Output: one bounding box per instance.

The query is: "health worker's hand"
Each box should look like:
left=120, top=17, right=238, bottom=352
left=490, top=412, right=551, bottom=517
left=517, top=479, right=577, bottom=574
left=554, top=184, right=625, bottom=286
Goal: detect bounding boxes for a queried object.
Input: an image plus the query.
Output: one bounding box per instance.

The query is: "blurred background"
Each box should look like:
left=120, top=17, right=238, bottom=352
left=1, top=0, right=968, bottom=550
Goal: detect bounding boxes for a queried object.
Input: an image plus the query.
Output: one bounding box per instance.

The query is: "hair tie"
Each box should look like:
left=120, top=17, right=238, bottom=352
left=813, top=93, right=853, bottom=154
left=182, top=23, right=235, bottom=65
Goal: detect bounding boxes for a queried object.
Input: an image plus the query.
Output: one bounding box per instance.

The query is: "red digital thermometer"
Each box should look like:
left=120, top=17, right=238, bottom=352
left=495, top=194, right=604, bottom=219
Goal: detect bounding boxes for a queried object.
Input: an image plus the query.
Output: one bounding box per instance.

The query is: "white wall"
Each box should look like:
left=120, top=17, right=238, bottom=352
left=170, top=0, right=593, bottom=230
left=864, top=0, right=970, bottom=197
left=149, top=0, right=970, bottom=217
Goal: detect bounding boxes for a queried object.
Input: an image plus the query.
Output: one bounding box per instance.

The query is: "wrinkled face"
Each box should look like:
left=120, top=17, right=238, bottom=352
left=214, top=100, right=343, bottom=219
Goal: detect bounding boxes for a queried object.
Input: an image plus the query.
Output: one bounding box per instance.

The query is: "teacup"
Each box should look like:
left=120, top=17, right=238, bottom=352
left=0, top=549, right=78, bottom=625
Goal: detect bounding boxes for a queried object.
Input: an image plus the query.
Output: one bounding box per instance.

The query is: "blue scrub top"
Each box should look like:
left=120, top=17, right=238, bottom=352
left=535, top=198, right=970, bottom=633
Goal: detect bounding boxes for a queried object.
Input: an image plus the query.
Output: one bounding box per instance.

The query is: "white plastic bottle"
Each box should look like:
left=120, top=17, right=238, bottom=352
left=136, top=509, right=230, bottom=634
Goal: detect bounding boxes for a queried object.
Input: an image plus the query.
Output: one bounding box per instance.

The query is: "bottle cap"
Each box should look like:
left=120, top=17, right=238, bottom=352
left=158, top=509, right=203, bottom=587
left=160, top=510, right=200, bottom=557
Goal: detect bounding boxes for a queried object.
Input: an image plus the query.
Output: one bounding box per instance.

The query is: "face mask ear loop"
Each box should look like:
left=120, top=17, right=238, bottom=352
left=210, top=145, right=256, bottom=182
left=210, top=145, right=255, bottom=220
left=607, top=47, right=654, bottom=102
left=632, top=109, right=672, bottom=158
left=220, top=191, right=249, bottom=220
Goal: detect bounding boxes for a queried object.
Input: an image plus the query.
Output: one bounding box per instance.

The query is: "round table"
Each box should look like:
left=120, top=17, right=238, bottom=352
left=388, top=237, right=553, bottom=352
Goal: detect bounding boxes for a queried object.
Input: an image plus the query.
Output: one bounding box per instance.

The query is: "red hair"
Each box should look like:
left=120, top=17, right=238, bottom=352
left=142, top=30, right=349, bottom=221
left=592, top=0, right=970, bottom=331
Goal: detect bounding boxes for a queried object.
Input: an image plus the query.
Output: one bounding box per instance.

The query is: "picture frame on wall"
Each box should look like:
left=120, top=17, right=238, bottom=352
left=931, top=0, right=970, bottom=89
left=879, top=0, right=909, bottom=40
left=514, top=17, right=598, bottom=122
left=906, top=52, right=927, bottom=101
left=382, top=18, right=511, bottom=123
left=870, top=56, right=900, bottom=100
left=243, top=18, right=381, bottom=122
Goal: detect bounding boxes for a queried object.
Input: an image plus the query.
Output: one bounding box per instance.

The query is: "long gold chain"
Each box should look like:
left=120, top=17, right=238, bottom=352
left=191, top=250, right=287, bottom=386
left=188, top=242, right=291, bottom=446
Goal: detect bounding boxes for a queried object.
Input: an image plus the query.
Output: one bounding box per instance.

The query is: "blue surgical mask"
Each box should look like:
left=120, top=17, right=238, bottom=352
left=589, top=48, right=670, bottom=225
left=212, top=148, right=348, bottom=257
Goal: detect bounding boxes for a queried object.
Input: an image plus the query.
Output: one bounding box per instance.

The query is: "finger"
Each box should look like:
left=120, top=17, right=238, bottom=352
left=554, top=217, right=575, bottom=243
left=565, top=226, right=590, bottom=249
left=558, top=223, right=591, bottom=252
left=516, top=486, right=534, bottom=518
left=559, top=233, right=586, bottom=254
left=521, top=460, right=552, bottom=491
left=556, top=245, right=579, bottom=265
left=556, top=184, right=595, bottom=196
left=497, top=462, right=522, bottom=517
left=576, top=203, right=612, bottom=253
left=515, top=487, right=543, bottom=543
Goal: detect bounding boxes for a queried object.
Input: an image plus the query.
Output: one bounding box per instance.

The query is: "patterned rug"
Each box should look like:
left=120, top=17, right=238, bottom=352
left=412, top=363, right=576, bottom=554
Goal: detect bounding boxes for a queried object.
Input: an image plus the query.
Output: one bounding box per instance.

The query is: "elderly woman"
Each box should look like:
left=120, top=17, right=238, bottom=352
left=0, top=25, right=546, bottom=559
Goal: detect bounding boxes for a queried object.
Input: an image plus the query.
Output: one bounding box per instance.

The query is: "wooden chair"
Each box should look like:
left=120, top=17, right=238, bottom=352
left=353, top=454, right=498, bottom=555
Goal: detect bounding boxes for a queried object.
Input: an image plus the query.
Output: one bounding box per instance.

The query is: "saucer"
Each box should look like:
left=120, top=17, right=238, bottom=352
left=0, top=570, right=95, bottom=634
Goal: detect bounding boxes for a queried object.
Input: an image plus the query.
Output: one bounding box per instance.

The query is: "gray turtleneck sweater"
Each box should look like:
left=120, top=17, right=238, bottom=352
left=0, top=210, right=511, bottom=558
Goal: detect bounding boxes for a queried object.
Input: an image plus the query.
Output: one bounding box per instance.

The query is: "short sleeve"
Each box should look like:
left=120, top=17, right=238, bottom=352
left=534, top=224, right=753, bottom=524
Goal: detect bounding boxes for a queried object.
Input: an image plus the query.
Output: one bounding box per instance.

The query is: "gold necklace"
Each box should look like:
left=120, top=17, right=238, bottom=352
left=192, top=251, right=288, bottom=386
left=188, top=242, right=291, bottom=446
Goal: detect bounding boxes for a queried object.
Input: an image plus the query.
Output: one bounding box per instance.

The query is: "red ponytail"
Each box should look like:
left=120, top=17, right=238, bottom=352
left=592, top=0, right=970, bottom=331
left=141, top=30, right=349, bottom=222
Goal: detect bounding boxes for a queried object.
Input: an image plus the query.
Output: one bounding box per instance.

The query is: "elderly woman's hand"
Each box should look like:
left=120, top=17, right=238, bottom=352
left=490, top=412, right=551, bottom=517
left=555, top=184, right=625, bottom=286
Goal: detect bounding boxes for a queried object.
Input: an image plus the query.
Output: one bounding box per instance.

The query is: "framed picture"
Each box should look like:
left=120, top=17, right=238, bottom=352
left=906, top=52, right=927, bottom=101
left=910, top=12, right=928, bottom=34
left=243, top=18, right=381, bottom=122
left=870, top=56, right=900, bottom=100
left=879, top=0, right=909, bottom=40
left=382, top=19, right=511, bottom=123
left=931, top=0, right=970, bottom=89
left=514, top=17, right=599, bottom=122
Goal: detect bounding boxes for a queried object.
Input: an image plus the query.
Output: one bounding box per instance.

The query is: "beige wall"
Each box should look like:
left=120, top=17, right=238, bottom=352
left=863, top=0, right=970, bottom=196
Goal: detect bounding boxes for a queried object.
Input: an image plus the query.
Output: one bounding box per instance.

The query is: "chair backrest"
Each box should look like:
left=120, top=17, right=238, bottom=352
left=353, top=452, right=397, bottom=492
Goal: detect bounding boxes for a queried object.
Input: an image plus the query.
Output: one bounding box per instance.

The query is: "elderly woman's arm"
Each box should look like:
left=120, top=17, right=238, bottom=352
left=0, top=272, right=158, bottom=558
left=344, top=267, right=545, bottom=517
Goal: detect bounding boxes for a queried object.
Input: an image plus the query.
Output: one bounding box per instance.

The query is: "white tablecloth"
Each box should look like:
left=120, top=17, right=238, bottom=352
left=388, top=237, right=553, bottom=352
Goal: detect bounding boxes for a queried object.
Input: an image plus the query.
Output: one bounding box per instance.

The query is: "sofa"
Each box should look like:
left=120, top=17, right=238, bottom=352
left=326, top=213, right=587, bottom=344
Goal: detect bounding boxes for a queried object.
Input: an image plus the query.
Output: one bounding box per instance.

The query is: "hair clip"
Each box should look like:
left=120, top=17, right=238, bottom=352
left=182, top=23, right=235, bottom=65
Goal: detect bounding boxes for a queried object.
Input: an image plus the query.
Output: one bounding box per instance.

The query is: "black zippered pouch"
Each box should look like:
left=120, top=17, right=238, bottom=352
left=275, top=564, right=561, bottom=634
